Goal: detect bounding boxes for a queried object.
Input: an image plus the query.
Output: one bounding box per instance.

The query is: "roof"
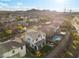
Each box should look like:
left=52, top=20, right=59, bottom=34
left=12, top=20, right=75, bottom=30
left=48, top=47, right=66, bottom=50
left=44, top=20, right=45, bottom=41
left=3, top=41, right=24, bottom=48
left=26, top=30, right=45, bottom=40
left=0, top=40, right=24, bottom=57
left=13, top=37, right=23, bottom=44
left=35, top=39, right=45, bottom=46
left=0, top=29, right=25, bottom=42
left=60, top=32, right=66, bottom=35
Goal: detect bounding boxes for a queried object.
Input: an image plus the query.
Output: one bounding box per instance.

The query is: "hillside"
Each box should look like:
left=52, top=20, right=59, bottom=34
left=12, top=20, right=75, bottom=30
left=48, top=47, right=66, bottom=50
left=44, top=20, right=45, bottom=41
left=0, top=9, right=63, bottom=21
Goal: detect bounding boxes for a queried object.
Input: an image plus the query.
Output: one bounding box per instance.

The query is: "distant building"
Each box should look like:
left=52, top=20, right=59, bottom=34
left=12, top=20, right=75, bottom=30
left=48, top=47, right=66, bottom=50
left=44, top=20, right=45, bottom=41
left=30, top=18, right=38, bottom=22
left=24, top=30, right=46, bottom=50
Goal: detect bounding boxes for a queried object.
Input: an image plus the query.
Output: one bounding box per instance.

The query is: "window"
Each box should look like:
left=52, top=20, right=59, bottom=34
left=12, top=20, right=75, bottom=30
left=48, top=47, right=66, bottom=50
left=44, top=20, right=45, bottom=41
left=28, top=38, right=31, bottom=41
left=34, top=46, right=37, bottom=50
left=38, top=34, right=41, bottom=37
left=36, top=38, right=38, bottom=41
left=43, top=42, right=45, bottom=45
left=38, top=45, right=41, bottom=48
left=38, top=34, right=42, bottom=39
left=12, top=50, right=15, bottom=53
left=43, top=34, right=46, bottom=37
left=21, top=46, right=23, bottom=49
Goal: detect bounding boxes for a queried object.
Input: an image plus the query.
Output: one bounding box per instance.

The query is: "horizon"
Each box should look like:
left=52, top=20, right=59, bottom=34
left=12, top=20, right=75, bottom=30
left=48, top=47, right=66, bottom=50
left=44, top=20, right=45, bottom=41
left=0, top=8, right=79, bottom=12
left=0, top=0, right=79, bottom=12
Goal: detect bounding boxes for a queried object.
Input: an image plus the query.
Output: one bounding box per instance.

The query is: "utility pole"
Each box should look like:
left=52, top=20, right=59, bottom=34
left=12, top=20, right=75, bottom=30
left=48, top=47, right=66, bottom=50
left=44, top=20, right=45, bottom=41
left=63, top=8, right=66, bottom=19
left=70, top=9, right=72, bottom=14
left=64, top=8, right=66, bottom=13
left=70, top=9, right=72, bottom=19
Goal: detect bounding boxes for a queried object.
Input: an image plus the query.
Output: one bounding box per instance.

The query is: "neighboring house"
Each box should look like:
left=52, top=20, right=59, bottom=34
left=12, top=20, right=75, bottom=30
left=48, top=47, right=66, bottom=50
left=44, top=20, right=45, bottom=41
left=30, top=18, right=38, bottom=22
left=24, top=30, right=46, bottom=50
left=72, top=16, right=79, bottom=33
left=0, top=36, right=26, bottom=58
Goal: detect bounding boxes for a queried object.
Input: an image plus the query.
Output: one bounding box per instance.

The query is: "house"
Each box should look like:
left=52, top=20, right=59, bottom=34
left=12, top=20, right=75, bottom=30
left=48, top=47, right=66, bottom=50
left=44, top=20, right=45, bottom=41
left=24, top=30, right=46, bottom=50
left=0, top=34, right=26, bottom=58
left=30, top=18, right=38, bottom=22
left=72, top=16, right=79, bottom=33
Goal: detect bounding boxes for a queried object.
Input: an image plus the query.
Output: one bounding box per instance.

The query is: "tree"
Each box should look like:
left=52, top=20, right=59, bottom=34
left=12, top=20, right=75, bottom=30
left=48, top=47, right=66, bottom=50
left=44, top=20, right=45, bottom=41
left=16, top=16, right=22, bottom=21
left=16, top=25, right=26, bottom=32
left=25, top=18, right=30, bottom=23
left=5, top=29, right=12, bottom=34
left=35, top=51, right=42, bottom=57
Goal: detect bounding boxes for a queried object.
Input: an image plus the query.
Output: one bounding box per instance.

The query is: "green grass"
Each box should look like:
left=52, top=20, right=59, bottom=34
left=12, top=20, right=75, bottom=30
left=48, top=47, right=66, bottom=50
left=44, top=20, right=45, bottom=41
left=39, top=45, right=53, bottom=57
left=25, top=45, right=53, bottom=58
left=41, top=45, right=52, bottom=52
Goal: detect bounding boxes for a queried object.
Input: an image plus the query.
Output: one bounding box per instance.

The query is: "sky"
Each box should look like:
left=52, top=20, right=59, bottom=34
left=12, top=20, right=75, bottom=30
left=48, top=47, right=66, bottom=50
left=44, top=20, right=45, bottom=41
left=0, top=0, right=79, bottom=11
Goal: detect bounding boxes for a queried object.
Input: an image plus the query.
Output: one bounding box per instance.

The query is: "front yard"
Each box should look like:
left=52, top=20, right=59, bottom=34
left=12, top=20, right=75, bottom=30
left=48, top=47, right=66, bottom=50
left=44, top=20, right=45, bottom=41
left=25, top=45, right=54, bottom=58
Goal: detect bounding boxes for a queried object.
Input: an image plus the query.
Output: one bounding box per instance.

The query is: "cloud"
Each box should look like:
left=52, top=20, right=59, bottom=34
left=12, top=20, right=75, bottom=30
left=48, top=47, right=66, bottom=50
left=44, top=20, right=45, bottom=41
left=0, top=2, right=36, bottom=11
left=17, top=2, right=23, bottom=6
left=0, top=2, right=9, bottom=7
left=12, top=5, right=36, bottom=11
left=0, top=2, right=10, bottom=11
left=0, top=2, right=38, bottom=11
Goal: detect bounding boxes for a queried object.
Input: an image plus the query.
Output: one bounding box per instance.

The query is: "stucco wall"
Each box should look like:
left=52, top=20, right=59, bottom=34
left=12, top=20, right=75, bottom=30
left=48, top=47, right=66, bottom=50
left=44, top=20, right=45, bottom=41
left=3, top=48, right=20, bottom=58
left=2, top=45, right=26, bottom=58
left=19, top=45, right=26, bottom=57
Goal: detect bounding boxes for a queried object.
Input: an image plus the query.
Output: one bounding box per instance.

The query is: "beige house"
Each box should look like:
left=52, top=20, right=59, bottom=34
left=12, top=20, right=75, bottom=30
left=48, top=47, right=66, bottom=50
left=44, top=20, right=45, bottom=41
left=0, top=41, right=26, bottom=58
left=0, top=33, right=26, bottom=58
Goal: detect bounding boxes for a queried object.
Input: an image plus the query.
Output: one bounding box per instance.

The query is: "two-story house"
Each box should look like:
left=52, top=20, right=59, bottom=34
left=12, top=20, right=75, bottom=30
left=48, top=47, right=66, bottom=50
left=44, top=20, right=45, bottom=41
left=24, top=30, right=46, bottom=50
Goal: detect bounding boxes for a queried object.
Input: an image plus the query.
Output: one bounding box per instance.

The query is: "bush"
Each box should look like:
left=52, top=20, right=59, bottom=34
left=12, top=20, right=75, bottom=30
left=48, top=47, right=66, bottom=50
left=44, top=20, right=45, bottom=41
left=41, top=45, right=52, bottom=53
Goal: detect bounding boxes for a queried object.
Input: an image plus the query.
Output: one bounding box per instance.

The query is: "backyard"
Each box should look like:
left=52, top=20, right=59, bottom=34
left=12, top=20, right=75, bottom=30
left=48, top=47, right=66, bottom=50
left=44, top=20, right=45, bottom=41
left=25, top=45, right=53, bottom=58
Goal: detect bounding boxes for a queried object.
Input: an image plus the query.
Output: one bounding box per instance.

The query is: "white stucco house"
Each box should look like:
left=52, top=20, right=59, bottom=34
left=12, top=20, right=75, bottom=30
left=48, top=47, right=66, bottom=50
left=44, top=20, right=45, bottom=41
left=24, top=30, right=46, bottom=50
left=0, top=35, right=26, bottom=58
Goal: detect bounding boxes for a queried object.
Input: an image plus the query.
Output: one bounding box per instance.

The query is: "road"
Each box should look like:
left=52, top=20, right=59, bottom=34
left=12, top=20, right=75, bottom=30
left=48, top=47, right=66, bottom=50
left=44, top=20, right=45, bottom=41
left=45, top=32, right=71, bottom=58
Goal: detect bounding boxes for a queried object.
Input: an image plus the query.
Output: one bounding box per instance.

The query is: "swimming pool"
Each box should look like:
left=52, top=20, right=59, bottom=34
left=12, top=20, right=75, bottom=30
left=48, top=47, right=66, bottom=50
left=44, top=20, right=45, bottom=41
left=51, top=35, right=63, bottom=42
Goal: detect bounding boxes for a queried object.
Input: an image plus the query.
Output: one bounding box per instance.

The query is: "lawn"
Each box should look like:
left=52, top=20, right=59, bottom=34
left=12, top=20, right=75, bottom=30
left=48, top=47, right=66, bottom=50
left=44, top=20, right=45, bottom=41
left=39, top=45, right=54, bottom=57
left=25, top=45, right=53, bottom=58
left=25, top=50, right=36, bottom=58
left=41, top=45, right=53, bottom=52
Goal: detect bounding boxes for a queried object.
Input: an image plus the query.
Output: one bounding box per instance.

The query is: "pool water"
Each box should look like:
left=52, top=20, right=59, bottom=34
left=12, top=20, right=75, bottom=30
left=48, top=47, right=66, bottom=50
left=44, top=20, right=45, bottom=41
left=52, top=35, right=63, bottom=42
